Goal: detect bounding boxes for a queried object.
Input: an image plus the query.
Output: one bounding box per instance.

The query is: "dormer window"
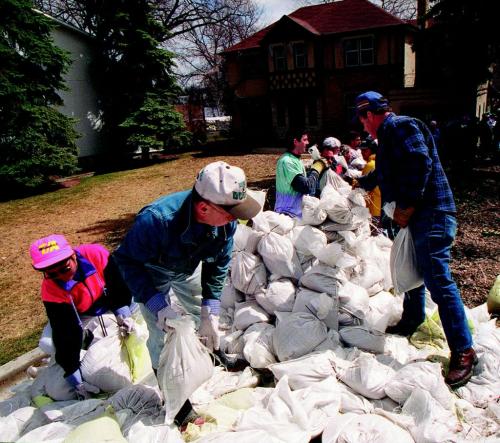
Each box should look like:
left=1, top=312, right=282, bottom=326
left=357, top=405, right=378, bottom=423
left=344, top=36, right=374, bottom=67
left=292, top=42, right=307, bottom=69
left=272, top=44, right=287, bottom=71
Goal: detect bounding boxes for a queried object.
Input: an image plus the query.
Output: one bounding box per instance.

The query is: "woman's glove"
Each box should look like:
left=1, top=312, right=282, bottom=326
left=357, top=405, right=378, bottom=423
left=156, top=305, right=180, bottom=332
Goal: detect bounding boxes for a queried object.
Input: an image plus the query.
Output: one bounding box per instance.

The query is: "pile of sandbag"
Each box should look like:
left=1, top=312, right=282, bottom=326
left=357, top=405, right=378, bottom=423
left=211, top=184, right=500, bottom=442
left=220, top=184, right=400, bottom=368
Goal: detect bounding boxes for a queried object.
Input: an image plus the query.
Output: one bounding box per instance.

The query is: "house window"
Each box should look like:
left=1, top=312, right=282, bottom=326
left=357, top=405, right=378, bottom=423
left=272, top=45, right=287, bottom=71
left=293, top=42, right=307, bottom=69
left=344, top=36, right=374, bottom=67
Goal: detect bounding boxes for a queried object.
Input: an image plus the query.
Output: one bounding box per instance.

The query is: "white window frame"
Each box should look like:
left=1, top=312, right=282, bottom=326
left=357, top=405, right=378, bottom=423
left=291, top=41, right=307, bottom=69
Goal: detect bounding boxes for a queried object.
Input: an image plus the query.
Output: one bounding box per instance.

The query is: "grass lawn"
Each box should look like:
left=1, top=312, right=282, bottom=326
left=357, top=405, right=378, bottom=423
left=0, top=151, right=277, bottom=365
left=0, top=151, right=498, bottom=365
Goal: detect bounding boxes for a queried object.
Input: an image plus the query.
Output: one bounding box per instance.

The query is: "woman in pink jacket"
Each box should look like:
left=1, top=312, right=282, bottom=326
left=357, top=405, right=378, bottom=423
left=30, top=234, right=133, bottom=399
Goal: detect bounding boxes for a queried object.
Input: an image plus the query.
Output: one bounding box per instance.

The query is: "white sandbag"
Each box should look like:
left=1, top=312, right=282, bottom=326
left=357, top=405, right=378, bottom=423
left=339, top=326, right=386, bottom=353
left=252, top=211, right=295, bottom=235
left=292, top=289, right=339, bottom=330
left=299, top=264, right=346, bottom=295
left=233, top=301, right=270, bottom=331
left=313, top=330, right=346, bottom=358
left=247, top=189, right=266, bottom=216
left=347, top=188, right=367, bottom=207
left=385, top=361, right=453, bottom=409
left=466, top=303, right=491, bottom=329
left=231, top=251, right=267, bottom=295
left=363, top=291, right=403, bottom=332
left=273, top=312, right=328, bottom=361
left=299, top=195, right=327, bottom=225
left=268, top=351, right=337, bottom=390
left=320, top=187, right=352, bottom=224
left=401, top=388, right=460, bottom=443
left=350, top=157, right=366, bottom=171
left=322, top=413, right=414, bottom=443
left=190, top=367, right=259, bottom=406
left=321, top=168, right=351, bottom=191
left=236, top=376, right=337, bottom=441
left=233, top=224, right=264, bottom=254
left=338, top=307, right=363, bottom=327
left=109, top=384, right=163, bottom=418
left=296, top=250, right=318, bottom=274
left=257, top=232, right=303, bottom=280
left=242, top=322, right=277, bottom=368
left=0, top=392, right=31, bottom=417
left=157, top=317, right=214, bottom=424
left=255, top=278, right=296, bottom=314
left=126, top=420, right=184, bottom=443
left=80, top=334, right=132, bottom=393
left=390, top=227, right=423, bottom=294
left=473, top=320, right=500, bottom=357
left=313, top=242, right=357, bottom=269
left=220, top=279, right=245, bottom=309
left=289, top=225, right=328, bottom=256
left=336, top=383, right=374, bottom=414
left=337, top=352, right=395, bottom=399
left=0, top=407, right=40, bottom=442
left=351, top=260, right=384, bottom=290
left=454, top=398, right=500, bottom=441
left=220, top=330, right=245, bottom=356
left=338, top=281, right=369, bottom=319
left=17, top=422, right=73, bottom=443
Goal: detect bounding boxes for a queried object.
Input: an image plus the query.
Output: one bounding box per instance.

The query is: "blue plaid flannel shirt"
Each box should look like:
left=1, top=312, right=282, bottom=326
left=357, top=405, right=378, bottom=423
left=372, top=113, right=456, bottom=213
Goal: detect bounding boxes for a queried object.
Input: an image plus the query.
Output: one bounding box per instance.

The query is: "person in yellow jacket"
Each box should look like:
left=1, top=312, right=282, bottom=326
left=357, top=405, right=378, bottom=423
left=360, top=138, right=381, bottom=234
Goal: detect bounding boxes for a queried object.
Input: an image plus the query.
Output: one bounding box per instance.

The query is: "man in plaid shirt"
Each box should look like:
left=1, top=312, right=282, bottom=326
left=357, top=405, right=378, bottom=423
left=354, top=91, right=476, bottom=389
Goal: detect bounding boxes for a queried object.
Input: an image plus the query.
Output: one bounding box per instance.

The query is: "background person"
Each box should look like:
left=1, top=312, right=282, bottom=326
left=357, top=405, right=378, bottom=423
left=274, top=129, right=328, bottom=218
left=359, top=137, right=381, bottom=234
left=30, top=234, right=134, bottom=399
left=354, top=90, right=476, bottom=389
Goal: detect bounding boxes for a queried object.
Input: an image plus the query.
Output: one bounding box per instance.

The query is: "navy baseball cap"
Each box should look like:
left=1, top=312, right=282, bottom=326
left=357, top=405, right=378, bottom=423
left=354, top=91, right=390, bottom=115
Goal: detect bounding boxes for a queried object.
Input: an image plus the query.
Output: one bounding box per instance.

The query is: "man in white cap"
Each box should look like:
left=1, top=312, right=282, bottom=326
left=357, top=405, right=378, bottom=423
left=113, top=161, right=260, bottom=425
left=114, top=161, right=260, bottom=355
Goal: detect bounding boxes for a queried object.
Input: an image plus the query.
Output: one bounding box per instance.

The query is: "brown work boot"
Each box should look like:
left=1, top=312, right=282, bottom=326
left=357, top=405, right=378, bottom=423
left=445, top=348, right=478, bottom=389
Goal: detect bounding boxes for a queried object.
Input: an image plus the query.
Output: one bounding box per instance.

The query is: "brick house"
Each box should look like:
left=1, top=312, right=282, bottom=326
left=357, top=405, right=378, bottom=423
left=223, top=0, right=417, bottom=143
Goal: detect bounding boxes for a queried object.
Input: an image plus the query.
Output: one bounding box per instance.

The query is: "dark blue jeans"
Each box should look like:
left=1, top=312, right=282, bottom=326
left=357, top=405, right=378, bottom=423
left=401, top=209, right=472, bottom=353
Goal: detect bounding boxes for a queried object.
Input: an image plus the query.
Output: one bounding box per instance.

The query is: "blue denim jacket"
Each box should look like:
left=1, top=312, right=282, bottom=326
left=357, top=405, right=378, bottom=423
left=113, top=190, right=236, bottom=306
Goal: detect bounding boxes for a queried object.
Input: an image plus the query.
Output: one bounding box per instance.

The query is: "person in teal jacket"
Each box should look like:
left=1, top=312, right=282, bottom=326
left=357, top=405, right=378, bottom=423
left=274, top=129, right=328, bottom=218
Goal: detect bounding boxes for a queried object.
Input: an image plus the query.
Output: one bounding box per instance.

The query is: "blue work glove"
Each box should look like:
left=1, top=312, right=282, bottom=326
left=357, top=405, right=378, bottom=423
left=66, top=369, right=100, bottom=400
left=114, top=306, right=135, bottom=337
left=198, top=300, right=220, bottom=352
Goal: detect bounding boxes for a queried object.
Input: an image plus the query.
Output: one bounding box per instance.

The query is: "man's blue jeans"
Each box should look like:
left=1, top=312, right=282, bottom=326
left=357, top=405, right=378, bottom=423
left=401, top=209, right=472, bottom=353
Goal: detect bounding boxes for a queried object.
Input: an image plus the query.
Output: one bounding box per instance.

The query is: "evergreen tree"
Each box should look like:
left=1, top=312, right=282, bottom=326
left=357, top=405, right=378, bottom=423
left=90, top=0, right=183, bottom=156
left=0, top=0, right=78, bottom=195
left=119, top=93, right=191, bottom=157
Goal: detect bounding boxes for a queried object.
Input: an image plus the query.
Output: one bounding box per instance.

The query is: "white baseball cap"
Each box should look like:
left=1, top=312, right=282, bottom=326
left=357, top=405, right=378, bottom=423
left=322, top=137, right=341, bottom=149
left=194, top=161, right=261, bottom=220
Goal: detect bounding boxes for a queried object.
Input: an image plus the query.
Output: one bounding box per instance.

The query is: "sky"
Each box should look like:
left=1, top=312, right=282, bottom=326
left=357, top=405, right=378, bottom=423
left=255, top=0, right=300, bottom=26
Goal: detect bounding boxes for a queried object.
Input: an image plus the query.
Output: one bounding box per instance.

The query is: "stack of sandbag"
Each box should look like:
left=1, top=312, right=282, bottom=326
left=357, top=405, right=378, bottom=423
left=221, top=187, right=398, bottom=368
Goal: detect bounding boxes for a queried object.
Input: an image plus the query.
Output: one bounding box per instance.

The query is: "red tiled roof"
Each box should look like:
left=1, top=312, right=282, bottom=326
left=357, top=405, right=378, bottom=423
left=224, top=0, right=409, bottom=53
